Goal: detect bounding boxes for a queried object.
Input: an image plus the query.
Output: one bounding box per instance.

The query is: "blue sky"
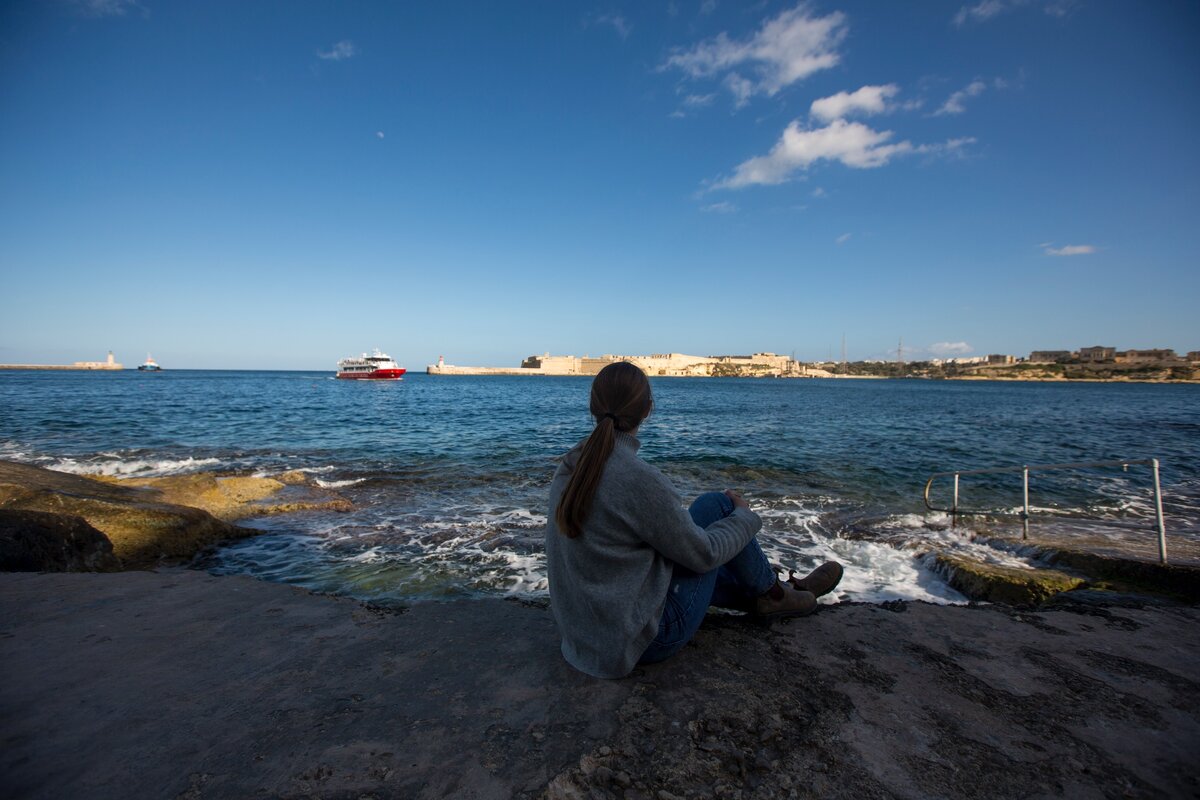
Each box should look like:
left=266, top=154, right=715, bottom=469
left=1, top=0, right=1197, bottom=369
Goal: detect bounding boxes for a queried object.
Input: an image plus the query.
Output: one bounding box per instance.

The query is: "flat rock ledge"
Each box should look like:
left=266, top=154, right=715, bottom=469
left=928, top=537, right=1200, bottom=606
left=0, top=461, right=350, bottom=569
left=1, top=571, right=1197, bottom=800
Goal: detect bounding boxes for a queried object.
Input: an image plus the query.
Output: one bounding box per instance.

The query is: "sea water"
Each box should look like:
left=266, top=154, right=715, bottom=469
left=2, top=370, right=1197, bottom=605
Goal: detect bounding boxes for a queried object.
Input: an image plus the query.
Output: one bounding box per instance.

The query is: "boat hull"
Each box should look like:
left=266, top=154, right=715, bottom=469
left=336, top=369, right=406, bottom=380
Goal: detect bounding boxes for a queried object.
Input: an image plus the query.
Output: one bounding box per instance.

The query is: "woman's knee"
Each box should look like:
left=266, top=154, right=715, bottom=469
left=688, top=491, right=733, bottom=526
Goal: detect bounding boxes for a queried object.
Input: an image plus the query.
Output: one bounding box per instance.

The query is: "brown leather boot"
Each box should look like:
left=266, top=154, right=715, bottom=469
left=788, top=561, right=844, bottom=598
left=753, top=580, right=817, bottom=620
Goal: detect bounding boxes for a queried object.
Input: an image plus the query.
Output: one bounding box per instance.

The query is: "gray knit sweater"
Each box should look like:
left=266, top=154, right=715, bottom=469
left=545, top=431, right=762, bottom=678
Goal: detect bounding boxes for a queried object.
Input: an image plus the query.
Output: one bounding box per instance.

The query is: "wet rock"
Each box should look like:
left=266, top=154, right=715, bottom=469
left=0, top=461, right=252, bottom=567
left=0, top=509, right=120, bottom=572
left=1033, top=545, right=1200, bottom=602
left=0, top=461, right=352, bottom=568
left=933, top=553, right=1086, bottom=605
left=275, top=470, right=312, bottom=485
left=110, top=473, right=353, bottom=521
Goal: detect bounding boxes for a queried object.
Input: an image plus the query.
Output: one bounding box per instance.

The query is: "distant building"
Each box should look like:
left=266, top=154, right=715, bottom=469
left=1078, top=346, right=1116, bottom=363
left=986, top=354, right=1016, bottom=365
left=72, top=351, right=123, bottom=370
left=1188, top=351, right=1200, bottom=363
left=1029, top=350, right=1074, bottom=363
left=504, top=351, right=809, bottom=377
left=1117, top=349, right=1178, bottom=364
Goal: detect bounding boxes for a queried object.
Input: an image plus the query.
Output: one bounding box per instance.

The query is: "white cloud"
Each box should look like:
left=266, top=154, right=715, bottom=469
left=701, top=201, right=737, bottom=213
left=954, top=0, right=1076, bottom=26
left=836, top=233, right=851, bottom=244
left=375, top=131, right=385, bottom=139
left=590, top=13, right=631, bottom=40
left=810, top=84, right=900, bottom=122
left=934, top=80, right=987, bottom=115
left=913, top=136, right=977, bottom=157
left=930, top=341, right=973, bottom=355
left=670, top=93, right=717, bottom=119
left=700, top=0, right=718, bottom=15
left=662, top=5, right=847, bottom=105
left=317, top=41, right=357, bottom=61
left=1044, top=244, right=1096, bottom=256
left=723, top=74, right=756, bottom=108
left=712, top=119, right=915, bottom=190
left=75, top=0, right=142, bottom=16
left=953, top=0, right=1007, bottom=26
left=710, top=120, right=974, bottom=190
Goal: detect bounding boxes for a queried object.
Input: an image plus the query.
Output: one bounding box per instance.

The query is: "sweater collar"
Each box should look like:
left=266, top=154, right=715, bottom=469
left=614, top=430, right=641, bottom=452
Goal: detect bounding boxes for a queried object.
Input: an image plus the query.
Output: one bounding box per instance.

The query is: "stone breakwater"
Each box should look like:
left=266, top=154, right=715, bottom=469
left=0, top=461, right=351, bottom=569
left=0, top=571, right=1197, bottom=799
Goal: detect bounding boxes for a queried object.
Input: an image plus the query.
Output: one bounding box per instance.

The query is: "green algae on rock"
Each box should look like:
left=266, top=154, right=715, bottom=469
left=932, top=553, right=1086, bottom=605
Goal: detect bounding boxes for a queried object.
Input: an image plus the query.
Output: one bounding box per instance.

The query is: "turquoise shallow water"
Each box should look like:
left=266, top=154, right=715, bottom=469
left=2, top=370, right=1197, bottom=603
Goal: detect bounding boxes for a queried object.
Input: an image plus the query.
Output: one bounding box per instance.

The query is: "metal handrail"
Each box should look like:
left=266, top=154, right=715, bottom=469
left=923, top=458, right=1168, bottom=563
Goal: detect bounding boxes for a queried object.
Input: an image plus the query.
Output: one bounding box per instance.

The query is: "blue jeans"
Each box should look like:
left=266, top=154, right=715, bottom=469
left=638, top=492, right=776, bottom=665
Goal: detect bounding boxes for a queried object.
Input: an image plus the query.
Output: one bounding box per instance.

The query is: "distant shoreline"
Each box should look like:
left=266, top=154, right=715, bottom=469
left=943, top=374, right=1200, bottom=385
left=0, top=364, right=123, bottom=371
left=1, top=367, right=1196, bottom=384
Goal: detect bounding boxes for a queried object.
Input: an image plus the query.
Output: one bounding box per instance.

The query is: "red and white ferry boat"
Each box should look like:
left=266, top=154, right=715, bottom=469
left=336, top=349, right=407, bottom=380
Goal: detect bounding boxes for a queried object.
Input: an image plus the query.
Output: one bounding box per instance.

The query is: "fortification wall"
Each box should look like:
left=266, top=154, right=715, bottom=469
left=428, top=351, right=813, bottom=377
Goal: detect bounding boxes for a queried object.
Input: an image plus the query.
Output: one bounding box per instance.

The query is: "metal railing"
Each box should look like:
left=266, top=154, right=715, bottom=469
left=923, top=458, right=1168, bottom=564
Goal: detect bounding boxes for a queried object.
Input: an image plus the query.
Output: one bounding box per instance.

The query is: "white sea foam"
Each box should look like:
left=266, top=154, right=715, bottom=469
left=757, top=531, right=968, bottom=605
left=831, top=540, right=968, bottom=604
left=214, top=494, right=1096, bottom=607
left=48, top=455, right=223, bottom=477
left=347, top=546, right=384, bottom=564
left=1001, top=504, right=1071, bottom=516
left=0, top=442, right=31, bottom=461
left=315, top=478, right=367, bottom=489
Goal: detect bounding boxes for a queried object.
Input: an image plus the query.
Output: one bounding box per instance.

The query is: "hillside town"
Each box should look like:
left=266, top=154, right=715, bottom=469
left=819, top=345, right=1200, bottom=381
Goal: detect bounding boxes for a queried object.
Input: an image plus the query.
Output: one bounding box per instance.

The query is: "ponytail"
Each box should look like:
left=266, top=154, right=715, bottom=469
left=554, top=362, right=652, bottom=538
left=555, top=416, right=617, bottom=538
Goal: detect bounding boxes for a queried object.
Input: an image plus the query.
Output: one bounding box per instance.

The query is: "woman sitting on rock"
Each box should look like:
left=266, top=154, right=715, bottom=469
left=545, top=361, right=843, bottom=679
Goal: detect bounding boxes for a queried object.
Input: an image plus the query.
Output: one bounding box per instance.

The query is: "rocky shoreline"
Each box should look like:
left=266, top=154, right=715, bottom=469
left=1, top=570, right=1197, bottom=799
left=2, top=461, right=1199, bottom=798
left=0, top=460, right=350, bottom=569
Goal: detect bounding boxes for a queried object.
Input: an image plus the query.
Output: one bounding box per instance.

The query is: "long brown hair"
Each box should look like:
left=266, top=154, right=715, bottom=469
left=555, top=362, right=653, bottom=538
